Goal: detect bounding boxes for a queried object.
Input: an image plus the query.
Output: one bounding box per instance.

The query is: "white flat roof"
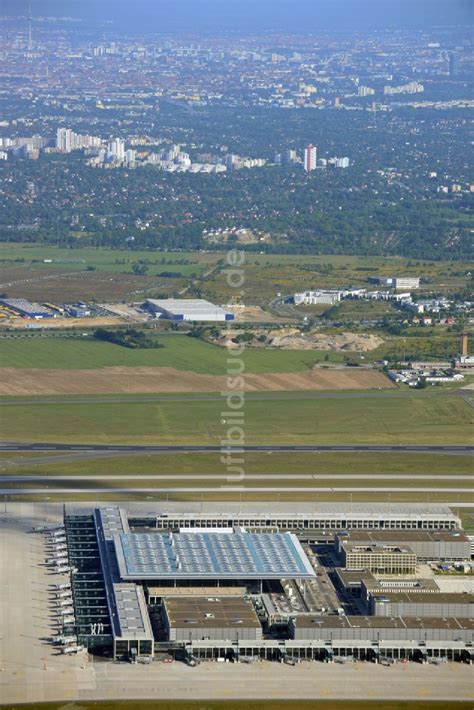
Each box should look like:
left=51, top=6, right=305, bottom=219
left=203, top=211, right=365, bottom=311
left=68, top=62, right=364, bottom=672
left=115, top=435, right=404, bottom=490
left=147, top=298, right=230, bottom=315
left=152, top=502, right=458, bottom=521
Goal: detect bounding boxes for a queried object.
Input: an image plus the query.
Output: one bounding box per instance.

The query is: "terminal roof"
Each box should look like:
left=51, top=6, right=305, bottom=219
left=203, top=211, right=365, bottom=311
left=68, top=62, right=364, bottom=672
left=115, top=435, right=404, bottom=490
left=114, top=531, right=316, bottom=581
left=164, top=596, right=261, bottom=629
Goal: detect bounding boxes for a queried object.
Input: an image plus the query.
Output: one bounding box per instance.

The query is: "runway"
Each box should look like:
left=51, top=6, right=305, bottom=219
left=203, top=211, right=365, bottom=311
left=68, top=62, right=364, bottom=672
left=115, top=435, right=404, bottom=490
left=1, top=442, right=472, bottom=453
left=1, top=474, right=472, bottom=482
left=0, top=391, right=417, bottom=405
left=1, top=486, right=472, bottom=495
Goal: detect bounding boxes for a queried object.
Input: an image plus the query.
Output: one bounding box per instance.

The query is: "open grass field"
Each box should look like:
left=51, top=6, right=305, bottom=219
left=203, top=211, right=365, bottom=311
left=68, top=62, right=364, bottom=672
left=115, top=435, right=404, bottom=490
left=0, top=246, right=217, bottom=302
left=2, top=451, right=471, bottom=477
left=0, top=245, right=215, bottom=276
left=0, top=334, right=369, bottom=373
left=1, top=393, right=471, bottom=444
left=200, top=253, right=473, bottom=305
left=0, top=244, right=471, bottom=304
left=461, top=511, right=474, bottom=530
left=1, top=701, right=471, bottom=710
left=0, top=265, right=187, bottom=302
left=1, top=330, right=467, bottom=387
left=325, top=299, right=394, bottom=319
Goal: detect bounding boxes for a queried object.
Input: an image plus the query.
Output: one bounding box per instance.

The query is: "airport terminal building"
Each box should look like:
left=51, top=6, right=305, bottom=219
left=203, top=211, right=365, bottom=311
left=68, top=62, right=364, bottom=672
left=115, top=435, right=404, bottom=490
left=146, top=503, right=461, bottom=535
left=61, top=506, right=473, bottom=665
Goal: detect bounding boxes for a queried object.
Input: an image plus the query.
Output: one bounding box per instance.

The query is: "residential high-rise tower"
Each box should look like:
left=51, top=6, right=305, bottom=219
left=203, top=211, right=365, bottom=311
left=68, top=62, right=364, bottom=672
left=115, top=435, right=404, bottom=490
left=304, top=144, right=317, bottom=172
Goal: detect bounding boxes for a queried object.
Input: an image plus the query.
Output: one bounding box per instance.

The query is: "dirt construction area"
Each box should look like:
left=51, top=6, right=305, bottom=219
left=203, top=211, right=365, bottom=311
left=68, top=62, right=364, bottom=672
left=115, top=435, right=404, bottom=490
left=0, top=315, right=127, bottom=330
left=224, top=305, right=287, bottom=323
left=0, top=366, right=394, bottom=395
left=219, top=329, right=385, bottom=351
left=0, top=503, right=472, bottom=705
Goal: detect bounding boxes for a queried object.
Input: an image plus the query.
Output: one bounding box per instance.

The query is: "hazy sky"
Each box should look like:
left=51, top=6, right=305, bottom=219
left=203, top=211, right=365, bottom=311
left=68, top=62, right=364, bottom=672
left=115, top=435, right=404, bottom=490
left=1, top=0, right=472, bottom=32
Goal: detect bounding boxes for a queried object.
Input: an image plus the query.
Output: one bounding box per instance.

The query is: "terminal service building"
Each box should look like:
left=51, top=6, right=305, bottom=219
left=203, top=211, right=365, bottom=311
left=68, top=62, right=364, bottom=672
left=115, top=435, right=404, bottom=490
left=61, top=505, right=473, bottom=664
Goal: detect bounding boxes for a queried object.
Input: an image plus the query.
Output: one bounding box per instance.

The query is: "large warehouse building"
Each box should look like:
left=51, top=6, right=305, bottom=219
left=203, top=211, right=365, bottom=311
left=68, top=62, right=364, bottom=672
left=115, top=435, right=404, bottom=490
left=0, top=297, right=54, bottom=318
left=145, top=298, right=234, bottom=322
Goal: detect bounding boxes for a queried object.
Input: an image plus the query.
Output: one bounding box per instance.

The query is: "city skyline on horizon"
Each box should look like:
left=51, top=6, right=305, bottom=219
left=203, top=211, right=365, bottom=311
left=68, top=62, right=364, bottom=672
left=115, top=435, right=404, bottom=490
left=1, top=0, right=472, bottom=33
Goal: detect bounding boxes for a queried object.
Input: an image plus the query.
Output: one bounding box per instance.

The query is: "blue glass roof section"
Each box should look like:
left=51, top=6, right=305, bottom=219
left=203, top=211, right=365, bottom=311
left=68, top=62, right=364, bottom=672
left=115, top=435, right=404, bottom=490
left=114, top=531, right=316, bottom=581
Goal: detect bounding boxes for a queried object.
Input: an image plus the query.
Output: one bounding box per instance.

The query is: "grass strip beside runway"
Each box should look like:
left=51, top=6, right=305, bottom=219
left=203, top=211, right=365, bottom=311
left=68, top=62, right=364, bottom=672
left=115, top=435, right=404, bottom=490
left=3, top=394, right=472, bottom=445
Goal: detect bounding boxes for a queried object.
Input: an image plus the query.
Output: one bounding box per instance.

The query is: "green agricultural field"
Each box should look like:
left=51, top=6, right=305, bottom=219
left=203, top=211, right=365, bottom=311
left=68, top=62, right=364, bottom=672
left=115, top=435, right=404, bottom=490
left=0, top=333, right=346, bottom=372
left=2, top=393, right=471, bottom=444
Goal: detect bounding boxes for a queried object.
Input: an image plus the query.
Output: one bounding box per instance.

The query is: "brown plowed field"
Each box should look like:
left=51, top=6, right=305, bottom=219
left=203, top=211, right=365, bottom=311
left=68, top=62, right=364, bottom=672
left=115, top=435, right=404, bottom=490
left=0, top=366, right=394, bottom=395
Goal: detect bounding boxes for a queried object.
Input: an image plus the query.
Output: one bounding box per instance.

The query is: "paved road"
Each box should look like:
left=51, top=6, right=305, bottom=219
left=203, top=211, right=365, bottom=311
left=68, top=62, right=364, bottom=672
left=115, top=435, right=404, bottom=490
left=1, top=442, right=472, bottom=453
